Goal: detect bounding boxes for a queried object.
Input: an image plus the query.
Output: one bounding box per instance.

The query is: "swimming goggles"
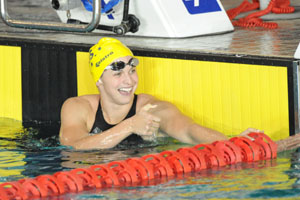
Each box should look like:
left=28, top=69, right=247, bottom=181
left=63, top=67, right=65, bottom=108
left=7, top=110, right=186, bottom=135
left=105, top=57, right=139, bottom=71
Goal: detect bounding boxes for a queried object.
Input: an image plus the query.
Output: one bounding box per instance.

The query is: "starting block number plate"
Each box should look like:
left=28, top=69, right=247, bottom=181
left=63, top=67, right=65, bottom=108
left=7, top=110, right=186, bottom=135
left=182, top=0, right=222, bottom=14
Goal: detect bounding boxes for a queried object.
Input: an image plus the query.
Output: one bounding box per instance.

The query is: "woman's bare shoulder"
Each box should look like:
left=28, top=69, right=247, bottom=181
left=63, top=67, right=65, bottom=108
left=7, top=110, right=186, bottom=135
left=62, top=94, right=99, bottom=113
left=136, top=93, right=173, bottom=112
left=136, top=93, right=155, bottom=106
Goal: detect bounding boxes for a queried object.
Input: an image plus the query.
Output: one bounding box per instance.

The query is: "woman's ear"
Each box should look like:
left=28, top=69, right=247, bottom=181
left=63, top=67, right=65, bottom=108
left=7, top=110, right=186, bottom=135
left=96, top=78, right=103, bottom=87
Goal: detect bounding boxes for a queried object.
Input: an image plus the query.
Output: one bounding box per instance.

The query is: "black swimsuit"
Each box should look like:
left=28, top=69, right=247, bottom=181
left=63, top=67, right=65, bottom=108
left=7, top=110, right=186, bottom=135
left=90, top=94, right=144, bottom=147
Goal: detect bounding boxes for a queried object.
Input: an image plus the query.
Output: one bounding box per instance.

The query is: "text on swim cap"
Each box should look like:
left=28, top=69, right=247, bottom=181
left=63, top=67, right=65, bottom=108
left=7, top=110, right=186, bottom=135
left=96, top=51, right=114, bottom=68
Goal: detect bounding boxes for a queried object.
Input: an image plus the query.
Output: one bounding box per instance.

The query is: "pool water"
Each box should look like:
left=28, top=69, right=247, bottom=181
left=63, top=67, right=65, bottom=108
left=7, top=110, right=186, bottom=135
left=1, top=118, right=300, bottom=199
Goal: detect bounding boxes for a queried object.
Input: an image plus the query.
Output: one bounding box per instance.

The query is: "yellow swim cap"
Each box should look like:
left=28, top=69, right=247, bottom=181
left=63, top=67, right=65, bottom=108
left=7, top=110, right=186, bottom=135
left=89, top=37, right=134, bottom=82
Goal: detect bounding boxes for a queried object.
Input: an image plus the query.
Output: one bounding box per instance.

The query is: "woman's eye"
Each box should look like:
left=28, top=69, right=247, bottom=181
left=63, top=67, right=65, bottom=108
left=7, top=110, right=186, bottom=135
left=130, top=68, right=136, bottom=74
left=113, top=71, right=122, bottom=76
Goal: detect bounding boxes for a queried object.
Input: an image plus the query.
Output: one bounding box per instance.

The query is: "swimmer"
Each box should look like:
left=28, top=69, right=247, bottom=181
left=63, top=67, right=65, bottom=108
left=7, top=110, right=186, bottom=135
left=59, top=37, right=255, bottom=150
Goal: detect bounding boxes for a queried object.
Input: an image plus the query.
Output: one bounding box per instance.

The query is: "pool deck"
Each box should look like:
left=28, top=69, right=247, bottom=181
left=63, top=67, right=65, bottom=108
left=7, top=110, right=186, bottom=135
left=0, top=0, right=300, bottom=59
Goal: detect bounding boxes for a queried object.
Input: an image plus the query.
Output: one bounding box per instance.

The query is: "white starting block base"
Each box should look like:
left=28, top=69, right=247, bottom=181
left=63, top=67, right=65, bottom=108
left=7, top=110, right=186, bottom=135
left=56, top=0, right=234, bottom=38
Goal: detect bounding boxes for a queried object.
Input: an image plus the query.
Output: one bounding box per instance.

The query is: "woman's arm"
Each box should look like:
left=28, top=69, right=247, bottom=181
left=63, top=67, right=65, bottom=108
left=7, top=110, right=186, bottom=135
left=59, top=97, right=160, bottom=150
left=59, top=97, right=134, bottom=149
left=153, top=101, right=228, bottom=144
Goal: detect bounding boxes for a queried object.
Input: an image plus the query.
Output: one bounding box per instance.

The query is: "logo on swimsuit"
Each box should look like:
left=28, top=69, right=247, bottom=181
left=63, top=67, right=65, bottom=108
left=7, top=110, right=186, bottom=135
left=91, top=127, right=102, bottom=134
left=182, top=0, right=222, bottom=15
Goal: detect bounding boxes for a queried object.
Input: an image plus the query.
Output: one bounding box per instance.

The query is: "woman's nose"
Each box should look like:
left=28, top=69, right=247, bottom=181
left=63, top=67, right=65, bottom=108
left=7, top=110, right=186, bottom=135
left=123, top=72, right=133, bottom=84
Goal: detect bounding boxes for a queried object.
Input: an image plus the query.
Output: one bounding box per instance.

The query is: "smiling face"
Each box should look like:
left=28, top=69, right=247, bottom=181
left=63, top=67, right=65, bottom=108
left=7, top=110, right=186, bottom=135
left=97, top=56, right=139, bottom=105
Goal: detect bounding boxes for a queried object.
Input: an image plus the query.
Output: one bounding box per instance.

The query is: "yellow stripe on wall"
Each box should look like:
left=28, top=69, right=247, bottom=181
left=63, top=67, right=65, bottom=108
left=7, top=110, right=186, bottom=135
left=76, top=52, right=289, bottom=141
left=76, top=52, right=99, bottom=96
left=135, top=57, right=289, bottom=141
left=0, top=45, right=22, bottom=121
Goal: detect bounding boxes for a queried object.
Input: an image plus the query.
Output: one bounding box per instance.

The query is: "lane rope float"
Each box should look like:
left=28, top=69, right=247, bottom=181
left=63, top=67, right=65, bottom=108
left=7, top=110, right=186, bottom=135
left=0, top=132, right=278, bottom=200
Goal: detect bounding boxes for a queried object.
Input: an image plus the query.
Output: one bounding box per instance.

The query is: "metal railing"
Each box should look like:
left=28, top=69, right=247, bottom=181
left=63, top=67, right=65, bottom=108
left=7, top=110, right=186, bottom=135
left=0, top=0, right=101, bottom=32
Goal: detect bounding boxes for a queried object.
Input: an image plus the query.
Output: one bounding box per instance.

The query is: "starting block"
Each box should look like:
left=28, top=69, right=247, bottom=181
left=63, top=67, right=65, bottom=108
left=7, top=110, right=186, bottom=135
left=54, top=0, right=234, bottom=38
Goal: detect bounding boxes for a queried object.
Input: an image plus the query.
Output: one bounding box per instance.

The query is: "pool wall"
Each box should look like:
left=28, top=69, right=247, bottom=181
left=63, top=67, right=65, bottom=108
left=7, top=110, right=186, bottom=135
left=0, top=38, right=298, bottom=140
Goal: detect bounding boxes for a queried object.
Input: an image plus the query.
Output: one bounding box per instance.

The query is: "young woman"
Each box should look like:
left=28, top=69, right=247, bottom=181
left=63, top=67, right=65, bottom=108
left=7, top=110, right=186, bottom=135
left=59, top=37, right=256, bottom=150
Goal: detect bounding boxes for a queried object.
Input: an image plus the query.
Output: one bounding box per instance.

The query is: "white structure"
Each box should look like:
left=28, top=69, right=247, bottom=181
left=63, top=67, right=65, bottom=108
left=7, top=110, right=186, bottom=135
left=54, top=0, right=234, bottom=38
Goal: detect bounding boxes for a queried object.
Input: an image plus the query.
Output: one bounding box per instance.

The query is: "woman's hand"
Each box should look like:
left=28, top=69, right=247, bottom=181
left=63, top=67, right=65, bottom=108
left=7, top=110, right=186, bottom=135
left=239, top=127, right=264, bottom=140
left=129, top=103, right=161, bottom=137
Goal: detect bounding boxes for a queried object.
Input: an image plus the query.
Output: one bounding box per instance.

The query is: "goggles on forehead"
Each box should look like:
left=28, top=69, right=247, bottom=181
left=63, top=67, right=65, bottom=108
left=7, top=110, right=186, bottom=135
left=105, top=57, right=139, bottom=71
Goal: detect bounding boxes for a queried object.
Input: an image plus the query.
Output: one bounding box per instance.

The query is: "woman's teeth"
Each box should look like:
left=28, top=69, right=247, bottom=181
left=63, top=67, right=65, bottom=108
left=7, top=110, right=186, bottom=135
left=118, top=88, right=132, bottom=92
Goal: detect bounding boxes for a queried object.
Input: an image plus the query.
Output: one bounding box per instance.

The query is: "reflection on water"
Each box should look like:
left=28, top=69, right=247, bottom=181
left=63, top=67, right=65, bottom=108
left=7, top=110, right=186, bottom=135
left=0, top=118, right=26, bottom=180
left=1, top=117, right=300, bottom=199
left=0, top=118, right=183, bottom=181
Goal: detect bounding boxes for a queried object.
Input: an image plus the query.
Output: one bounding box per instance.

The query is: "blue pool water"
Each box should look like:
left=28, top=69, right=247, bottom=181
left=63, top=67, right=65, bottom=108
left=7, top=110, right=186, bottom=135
left=1, top=118, right=300, bottom=199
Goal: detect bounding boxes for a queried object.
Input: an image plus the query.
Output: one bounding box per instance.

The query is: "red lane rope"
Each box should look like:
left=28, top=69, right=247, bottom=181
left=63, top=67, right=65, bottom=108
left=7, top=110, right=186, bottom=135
left=0, top=132, right=277, bottom=200
left=227, top=0, right=295, bottom=29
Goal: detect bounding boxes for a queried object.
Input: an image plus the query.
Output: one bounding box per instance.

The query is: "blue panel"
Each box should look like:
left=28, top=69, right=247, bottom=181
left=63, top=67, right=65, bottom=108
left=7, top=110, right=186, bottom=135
left=182, top=0, right=222, bottom=15
left=81, top=0, right=120, bottom=19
